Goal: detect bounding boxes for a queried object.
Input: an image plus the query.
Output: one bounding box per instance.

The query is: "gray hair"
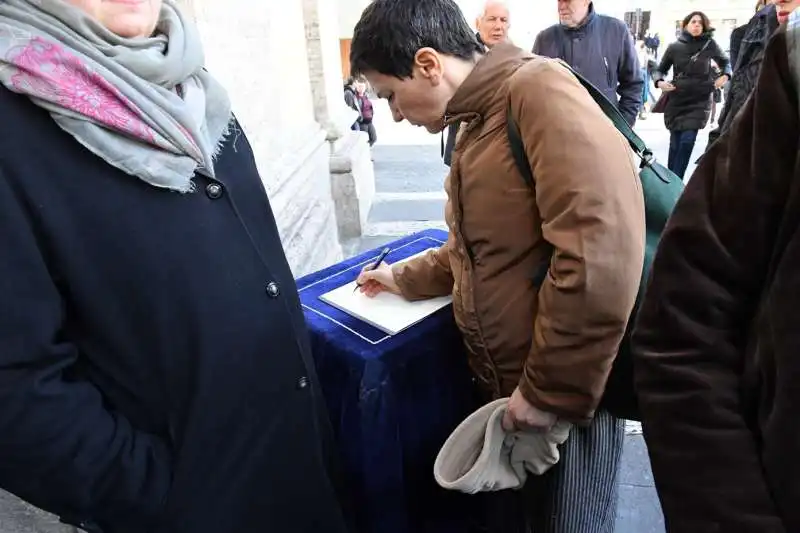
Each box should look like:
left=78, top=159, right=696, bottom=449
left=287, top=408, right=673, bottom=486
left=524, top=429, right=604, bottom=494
left=477, top=0, right=510, bottom=20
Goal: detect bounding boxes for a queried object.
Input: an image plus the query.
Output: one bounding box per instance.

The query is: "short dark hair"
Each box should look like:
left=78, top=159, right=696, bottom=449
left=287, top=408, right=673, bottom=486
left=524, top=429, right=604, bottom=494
left=350, top=0, right=484, bottom=79
left=682, top=11, right=712, bottom=33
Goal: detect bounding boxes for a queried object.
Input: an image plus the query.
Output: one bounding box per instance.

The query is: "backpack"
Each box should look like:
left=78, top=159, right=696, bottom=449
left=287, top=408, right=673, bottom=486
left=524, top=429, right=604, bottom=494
left=505, top=64, right=685, bottom=421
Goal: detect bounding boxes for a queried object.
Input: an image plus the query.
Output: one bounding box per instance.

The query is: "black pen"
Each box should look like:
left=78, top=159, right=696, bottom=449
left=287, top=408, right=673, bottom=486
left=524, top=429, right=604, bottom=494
left=354, top=247, right=391, bottom=293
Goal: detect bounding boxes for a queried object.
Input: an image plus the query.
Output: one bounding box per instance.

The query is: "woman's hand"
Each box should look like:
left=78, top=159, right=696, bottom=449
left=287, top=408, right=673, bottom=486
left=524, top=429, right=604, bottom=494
left=501, top=388, right=559, bottom=433
left=657, top=80, right=676, bottom=92
left=356, top=262, right=401, bottom=297
left=714, top=75, right=728, bottom=90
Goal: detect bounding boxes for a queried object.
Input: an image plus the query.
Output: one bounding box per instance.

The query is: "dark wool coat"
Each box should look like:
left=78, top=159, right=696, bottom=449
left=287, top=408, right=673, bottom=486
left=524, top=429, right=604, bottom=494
left=717, top=4, right=779, bottom=134
left=0, top=85, right=351, bottom=533
left=654, top=31, right=730, bottom=132
left=633, top=27, right=800, bottom=532
left=533, top=2, right=643, bottom=126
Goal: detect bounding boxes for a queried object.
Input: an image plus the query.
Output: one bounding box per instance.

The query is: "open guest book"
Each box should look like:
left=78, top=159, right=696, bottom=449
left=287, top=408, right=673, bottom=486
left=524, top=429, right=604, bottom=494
left=319, top=248, right=453, bottom=335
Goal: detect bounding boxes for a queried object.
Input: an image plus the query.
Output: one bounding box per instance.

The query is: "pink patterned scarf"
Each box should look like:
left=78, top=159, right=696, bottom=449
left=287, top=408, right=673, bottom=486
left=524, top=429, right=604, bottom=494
left=0, top=0, right=232, bottom=192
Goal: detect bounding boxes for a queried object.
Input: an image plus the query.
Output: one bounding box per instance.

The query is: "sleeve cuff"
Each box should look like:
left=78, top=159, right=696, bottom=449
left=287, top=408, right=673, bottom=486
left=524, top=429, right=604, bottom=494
left=517, top=373, right=595, bottom=426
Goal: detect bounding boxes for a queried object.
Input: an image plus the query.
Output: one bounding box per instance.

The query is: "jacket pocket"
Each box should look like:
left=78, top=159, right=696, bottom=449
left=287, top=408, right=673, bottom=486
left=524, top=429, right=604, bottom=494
left=604, top=56, right=612, bottom=88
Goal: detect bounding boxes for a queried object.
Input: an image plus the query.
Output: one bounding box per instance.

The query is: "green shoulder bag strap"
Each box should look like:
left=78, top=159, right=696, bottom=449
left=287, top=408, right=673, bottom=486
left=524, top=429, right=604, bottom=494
left=506, top=62, right=673, bottom=286
left=507, top=63, right=671, bottom=187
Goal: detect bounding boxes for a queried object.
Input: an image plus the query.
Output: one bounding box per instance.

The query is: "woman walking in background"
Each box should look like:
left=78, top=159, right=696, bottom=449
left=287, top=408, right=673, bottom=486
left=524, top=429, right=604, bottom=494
left=355, top=78, right=377, bottom=146
left=343, top=76, right=362, bottom=131
left=653, top=11, right=730, bottom=178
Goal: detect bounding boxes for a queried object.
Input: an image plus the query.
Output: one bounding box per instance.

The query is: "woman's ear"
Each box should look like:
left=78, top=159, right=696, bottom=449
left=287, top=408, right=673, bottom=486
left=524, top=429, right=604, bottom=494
left=413, top=47, right=443, bottom=85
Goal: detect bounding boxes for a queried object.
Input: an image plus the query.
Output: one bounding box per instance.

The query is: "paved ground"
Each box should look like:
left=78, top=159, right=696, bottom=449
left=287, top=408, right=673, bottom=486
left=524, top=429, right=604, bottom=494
left=0, top=494, right=74, bottom=533
left=341, top=99, right=719, bottom=532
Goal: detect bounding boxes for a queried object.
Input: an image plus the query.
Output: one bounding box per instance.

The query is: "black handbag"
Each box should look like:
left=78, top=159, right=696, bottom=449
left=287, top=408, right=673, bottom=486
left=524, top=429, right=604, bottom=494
left=652, top=41, right=712, bottom=114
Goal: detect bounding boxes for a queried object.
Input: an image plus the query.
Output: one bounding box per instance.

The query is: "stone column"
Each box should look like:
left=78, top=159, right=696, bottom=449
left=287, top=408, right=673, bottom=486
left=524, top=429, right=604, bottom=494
left=302, top=0, right=375, bottom=240
left=183, top=0, right=343, bottom=275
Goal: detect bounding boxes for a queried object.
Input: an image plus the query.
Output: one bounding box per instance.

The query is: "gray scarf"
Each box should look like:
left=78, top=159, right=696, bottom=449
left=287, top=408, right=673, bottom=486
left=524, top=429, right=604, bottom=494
left=0, top=0, right=232, bottom=192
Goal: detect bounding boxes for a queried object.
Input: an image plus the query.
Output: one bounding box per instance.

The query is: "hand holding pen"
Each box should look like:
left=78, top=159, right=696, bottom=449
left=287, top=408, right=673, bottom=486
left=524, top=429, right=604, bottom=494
left=355, top=247, right=401, bottom=297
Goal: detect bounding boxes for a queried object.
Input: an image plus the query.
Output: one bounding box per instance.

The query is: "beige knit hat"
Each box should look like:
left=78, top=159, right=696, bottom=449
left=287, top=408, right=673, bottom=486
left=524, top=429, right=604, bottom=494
left=433, top=398, right=571, bottom=494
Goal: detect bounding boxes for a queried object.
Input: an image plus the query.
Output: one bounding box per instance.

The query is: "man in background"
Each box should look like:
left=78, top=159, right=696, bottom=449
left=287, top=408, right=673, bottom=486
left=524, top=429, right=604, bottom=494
left=475, top=0, right=510, bottom=47
left=534, top=0, right=642, bottom=126
left=443, top=0, right=509, bottom=165
left=708, top=0, right=779, bottom=145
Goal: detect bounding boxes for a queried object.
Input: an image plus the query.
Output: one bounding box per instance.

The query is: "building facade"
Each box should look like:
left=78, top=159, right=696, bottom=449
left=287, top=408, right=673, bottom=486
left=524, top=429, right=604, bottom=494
left=180, top=0, right=374, bottom=278
left=598, top=0, right=759, bottom=53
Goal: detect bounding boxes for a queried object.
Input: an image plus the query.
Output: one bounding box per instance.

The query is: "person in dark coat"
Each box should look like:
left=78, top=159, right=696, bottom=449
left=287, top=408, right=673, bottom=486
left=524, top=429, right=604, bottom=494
left=653, top=11, right=730, bottom=178
left=533, top=0, right=643, bottom=127
left=0, top=2, right=351, bottom=533
left=707, top=1, right=779, bottom=146
left=344, top=77, right=362, bottom=131
left=355, top=79, right=378, bottom=146
left=632, top=14, right=800, bottom=531
left=475, top=0, right=510, bottom=48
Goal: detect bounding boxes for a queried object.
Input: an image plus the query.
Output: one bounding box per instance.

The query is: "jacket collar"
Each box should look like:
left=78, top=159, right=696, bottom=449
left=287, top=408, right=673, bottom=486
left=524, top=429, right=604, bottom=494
left=756, top=3, right=776, bottom=18
left=679, top=30, right=712, bottom=44
left=445, top=43, right=532, bottom=123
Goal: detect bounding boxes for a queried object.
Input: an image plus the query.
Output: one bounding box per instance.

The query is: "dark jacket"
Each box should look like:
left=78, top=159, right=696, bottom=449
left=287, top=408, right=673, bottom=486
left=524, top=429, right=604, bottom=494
left=0, top=86, right=350, bottom=533
left=654, top=31, right=730, bottom=131
left=532, top=2, right=642, bottom=126
left=716, top=4, right=779, bottom=136
left=344, top=84, right=361, bottom=126
left=632, top=27, right=800, bottom=532
left=729, top=23, right=749, bottom=69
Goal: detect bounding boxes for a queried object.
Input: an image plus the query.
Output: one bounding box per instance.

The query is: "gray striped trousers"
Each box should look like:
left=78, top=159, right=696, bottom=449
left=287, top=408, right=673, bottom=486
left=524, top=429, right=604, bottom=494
left=478, top=410, right=625, bottom=533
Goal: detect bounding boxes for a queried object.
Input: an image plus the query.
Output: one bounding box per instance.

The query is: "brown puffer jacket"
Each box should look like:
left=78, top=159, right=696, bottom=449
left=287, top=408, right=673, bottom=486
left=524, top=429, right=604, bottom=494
left=632, top=25, right=800, bottom=532
left=391, top=44, right=645, bottom=423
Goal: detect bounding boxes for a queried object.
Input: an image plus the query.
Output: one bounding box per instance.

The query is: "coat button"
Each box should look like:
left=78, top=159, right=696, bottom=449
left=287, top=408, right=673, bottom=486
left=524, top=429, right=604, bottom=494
left=265, top=281, right=280, bottom=298
left=205, top=182, right=223, bottom=199
left=297, top=376, right=309, bottom=389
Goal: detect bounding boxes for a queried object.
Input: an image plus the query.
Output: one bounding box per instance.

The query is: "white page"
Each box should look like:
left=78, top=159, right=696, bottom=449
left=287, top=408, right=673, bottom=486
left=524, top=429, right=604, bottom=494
left=319, top=248, right=453, bottom=335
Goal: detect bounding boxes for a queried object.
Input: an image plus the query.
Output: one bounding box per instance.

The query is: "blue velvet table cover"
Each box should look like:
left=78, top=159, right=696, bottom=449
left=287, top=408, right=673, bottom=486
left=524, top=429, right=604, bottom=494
left=296, top=230, right=479, bottom=533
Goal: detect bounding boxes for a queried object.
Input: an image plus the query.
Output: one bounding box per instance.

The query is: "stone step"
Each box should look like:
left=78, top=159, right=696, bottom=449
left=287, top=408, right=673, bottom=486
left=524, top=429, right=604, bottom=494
left=362, top=191, right=447, bottom=240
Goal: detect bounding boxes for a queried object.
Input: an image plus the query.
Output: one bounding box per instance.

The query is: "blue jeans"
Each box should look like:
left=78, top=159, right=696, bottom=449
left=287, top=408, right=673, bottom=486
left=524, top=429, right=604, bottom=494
left=668, top=129, right=698, bottom=178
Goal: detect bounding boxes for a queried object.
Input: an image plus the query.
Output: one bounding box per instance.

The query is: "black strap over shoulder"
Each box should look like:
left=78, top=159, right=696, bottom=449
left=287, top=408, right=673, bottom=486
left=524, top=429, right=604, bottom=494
left=506, top=60, right=671, bottom=186
left=506, top=103, right=548, bottom=286
left=506, top=103, right=534, bottom=188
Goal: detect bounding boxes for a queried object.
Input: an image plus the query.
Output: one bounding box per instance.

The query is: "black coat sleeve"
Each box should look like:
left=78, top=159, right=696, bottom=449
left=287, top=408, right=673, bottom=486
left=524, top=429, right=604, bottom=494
left=710, top=38, right=732, bottom=78
left=729, top=24, right=747, bottom=70
left=631, top=31, right=796, bottom=531
left=653, top=44, right=674, bottom=83
left=0, top=165, right=172, bottom=529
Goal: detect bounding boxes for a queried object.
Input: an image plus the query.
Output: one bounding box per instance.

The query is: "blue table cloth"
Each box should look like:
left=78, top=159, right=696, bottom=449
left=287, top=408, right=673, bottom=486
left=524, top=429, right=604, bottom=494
left=297, top=229, right=480, bottom=533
